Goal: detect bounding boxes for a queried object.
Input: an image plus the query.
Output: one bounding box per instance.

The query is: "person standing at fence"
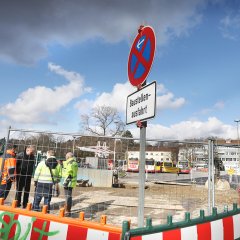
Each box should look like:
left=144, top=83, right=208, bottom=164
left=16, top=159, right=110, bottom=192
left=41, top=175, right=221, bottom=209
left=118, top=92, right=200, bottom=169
left=0, top=145, right=17, bottom=200
left=33, top=150, right=61, bottom=212
left=61, top=152, right=78, bottom=216
left=15, top=145, right=35, bottom=208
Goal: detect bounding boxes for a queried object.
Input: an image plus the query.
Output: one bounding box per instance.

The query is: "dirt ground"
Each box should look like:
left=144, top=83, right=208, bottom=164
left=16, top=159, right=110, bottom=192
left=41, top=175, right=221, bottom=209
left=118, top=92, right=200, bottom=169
left=5, top=180, right=239, bottom=228
left=67, top=181, right=239, bottom=227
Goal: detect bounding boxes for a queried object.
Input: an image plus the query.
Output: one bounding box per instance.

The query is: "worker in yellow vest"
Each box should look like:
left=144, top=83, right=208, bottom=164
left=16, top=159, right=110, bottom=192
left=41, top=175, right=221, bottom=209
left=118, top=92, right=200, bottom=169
left=33, top=150, right=61, bottom=213
left=61, top=152, right=78, bottom=216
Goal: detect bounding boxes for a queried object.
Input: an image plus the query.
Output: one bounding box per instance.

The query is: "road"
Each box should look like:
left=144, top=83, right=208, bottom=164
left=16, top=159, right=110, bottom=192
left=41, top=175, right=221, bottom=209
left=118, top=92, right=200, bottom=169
left=120, top=170, right=234, bottom=186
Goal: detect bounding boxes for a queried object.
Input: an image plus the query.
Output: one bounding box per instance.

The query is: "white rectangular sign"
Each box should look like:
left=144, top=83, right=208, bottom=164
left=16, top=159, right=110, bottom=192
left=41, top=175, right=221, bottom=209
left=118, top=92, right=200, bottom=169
left=126, top=81, right=156, bottom=125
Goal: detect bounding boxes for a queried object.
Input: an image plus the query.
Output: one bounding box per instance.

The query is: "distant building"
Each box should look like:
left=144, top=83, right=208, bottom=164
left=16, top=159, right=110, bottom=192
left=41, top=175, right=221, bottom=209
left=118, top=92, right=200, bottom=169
left=127, top=146, right=179, bottom=163
left=127, top=139, right=240, bottom=172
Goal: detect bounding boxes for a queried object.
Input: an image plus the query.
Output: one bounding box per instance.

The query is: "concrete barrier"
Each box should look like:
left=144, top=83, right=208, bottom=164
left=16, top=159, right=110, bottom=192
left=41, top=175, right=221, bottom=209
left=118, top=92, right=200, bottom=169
left=77, top=169, right=113, bottom=187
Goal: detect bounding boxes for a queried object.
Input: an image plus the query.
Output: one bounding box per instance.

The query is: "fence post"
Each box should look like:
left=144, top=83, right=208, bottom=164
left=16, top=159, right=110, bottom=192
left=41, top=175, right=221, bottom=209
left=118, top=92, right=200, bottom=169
left=100, top=215, right=107, bottom=225
left=185, top=212, right=191, bottom=223
left=59, top=208, right=65, bottom=217
left=212, top=207, right=217, bottom=217
left=146, top=217, right=152, bottom=228
left=79, top=212, right=85, bottom=221
left=167, top=215, right=173, bottom=226
left=11, top=200, right=18, bottom=208
left=122, top=220, right=130, bottom=240
left=199, top=209, right=205, bottom=219
left=26, top=203, right=32, bottom=211
left=233, top=203, right=238, bottom=212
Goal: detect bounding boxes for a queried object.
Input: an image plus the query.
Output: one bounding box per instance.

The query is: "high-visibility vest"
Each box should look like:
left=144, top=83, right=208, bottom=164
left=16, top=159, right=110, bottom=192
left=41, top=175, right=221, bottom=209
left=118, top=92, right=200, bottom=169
left=0, top=150, right=16, bottom=185
left=61, top=157, right=78, bottom=188
left=34, top=160, right=61, bottom=184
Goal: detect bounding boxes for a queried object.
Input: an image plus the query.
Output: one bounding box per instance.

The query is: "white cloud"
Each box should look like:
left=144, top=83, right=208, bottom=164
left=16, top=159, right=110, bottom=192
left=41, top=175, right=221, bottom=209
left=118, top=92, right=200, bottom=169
left=0, top=120, right=11, bottom=138
left=157, top=83, right=168, bottom=94
left=199, top=108, right=212, bottom=115
left=129, top=117, right=236, bottom=140
left=156, top=82, right=186, bottom=110
left=0, top=63, right=89, bottom=124
left=75, top=82, right=186, bottom=114
left=220, top=12, right=240, bottom=40
left=74, top=99, right=94, bottom=113
left=157, top=92, right=186, bottom=110
left=0, top=0, right=208, bottom=64
left=198, top=100, right=225, bottom=115
left=75, top=82, right=135, bottom=114
left=214, top=101, right=225, bottom=109
left=93, top=82, right=135, bottom=112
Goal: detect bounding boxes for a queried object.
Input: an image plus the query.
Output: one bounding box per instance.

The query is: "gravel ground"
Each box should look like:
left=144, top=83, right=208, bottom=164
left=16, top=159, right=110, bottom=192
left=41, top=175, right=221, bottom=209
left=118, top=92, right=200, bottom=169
left=57, top=181, right=239, bottom=227
left=4, top=179, right=239, bottom=228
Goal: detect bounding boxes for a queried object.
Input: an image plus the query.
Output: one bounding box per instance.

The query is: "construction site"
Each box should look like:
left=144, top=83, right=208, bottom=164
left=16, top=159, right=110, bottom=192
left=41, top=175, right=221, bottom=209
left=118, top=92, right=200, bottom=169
left=0, top=128, right=239, bottom=239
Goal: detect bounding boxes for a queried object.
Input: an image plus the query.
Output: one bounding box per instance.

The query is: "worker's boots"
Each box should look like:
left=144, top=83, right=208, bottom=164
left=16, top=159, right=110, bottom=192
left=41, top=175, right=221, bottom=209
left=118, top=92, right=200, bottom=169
left=64, top=204, right=71, bottom=217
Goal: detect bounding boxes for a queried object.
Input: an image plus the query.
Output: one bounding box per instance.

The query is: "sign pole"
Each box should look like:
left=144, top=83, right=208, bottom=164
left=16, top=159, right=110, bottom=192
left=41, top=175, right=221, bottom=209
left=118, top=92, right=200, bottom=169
left=138, top=121, right=146, bottom=227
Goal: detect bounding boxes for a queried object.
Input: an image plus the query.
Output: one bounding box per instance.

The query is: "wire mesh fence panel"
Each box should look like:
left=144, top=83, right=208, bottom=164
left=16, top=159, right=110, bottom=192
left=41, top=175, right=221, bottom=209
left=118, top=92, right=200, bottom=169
left=0, top=128, right=239, bottom=227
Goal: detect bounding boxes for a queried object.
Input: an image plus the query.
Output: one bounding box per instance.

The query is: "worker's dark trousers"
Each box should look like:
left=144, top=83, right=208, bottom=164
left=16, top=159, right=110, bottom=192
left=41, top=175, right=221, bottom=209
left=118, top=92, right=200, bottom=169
left=15, top=175, right=31, bottom=208
left=0, top=181, right=12, bottom=200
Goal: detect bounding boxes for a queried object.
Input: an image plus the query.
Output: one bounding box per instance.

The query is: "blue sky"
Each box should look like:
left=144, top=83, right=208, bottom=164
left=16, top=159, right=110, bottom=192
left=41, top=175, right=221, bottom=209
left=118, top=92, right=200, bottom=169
left=0, top=0, right=240, bottom=140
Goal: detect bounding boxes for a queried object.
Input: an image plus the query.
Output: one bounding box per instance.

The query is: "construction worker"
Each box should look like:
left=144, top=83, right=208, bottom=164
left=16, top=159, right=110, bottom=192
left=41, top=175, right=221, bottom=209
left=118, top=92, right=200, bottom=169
left=61, top=152, right=78, bottom=216
left=0, top=146, right=17, bottom=200
left=33, top=150, right=61, bottom=213
left=15, top=145, right=35, bottom=208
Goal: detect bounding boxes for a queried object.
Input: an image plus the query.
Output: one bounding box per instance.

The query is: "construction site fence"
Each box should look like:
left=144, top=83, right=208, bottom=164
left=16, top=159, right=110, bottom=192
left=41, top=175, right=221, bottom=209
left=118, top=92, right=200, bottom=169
left=122, top=203, right=240, bottom=240
left=1, top=127, right=239, bottom=227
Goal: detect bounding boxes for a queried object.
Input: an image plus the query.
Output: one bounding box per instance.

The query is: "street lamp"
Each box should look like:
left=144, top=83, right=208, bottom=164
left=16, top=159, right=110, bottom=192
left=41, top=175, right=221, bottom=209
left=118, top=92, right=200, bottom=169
left=234, top=120, right=240, bottom=168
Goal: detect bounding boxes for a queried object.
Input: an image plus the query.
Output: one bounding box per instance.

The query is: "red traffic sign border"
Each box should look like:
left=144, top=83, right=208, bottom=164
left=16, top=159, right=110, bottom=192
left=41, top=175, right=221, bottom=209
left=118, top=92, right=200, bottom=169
left=128, top=26, right=156, bottom=87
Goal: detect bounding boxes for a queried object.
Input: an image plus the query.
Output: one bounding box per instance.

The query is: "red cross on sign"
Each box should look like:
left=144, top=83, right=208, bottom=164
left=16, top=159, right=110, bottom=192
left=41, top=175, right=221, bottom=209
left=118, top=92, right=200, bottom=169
left=128, top=26, right=156, bottom=87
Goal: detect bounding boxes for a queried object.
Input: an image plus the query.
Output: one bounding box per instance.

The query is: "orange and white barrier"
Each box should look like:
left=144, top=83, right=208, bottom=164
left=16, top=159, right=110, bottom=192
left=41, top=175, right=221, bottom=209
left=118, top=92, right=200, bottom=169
left=0, top=200, right=122, bottom=240
left=130, top=214, right=240, bottom=240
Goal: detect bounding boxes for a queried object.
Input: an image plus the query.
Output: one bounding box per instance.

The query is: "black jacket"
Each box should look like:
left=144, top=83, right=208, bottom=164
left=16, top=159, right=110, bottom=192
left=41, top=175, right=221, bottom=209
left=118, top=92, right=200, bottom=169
left=16, top=151, right=35, bottom=177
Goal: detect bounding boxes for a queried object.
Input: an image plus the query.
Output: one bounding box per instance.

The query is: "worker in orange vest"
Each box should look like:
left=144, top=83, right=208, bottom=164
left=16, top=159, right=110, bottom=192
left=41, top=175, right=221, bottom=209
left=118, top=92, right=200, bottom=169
left=0, top=146, right=17, bottom=200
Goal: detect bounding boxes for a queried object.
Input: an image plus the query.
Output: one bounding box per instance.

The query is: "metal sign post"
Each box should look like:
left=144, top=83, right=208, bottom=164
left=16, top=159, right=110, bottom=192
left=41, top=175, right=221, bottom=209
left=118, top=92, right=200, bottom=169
left=208, top=139, right=212, bottom=214
left=211, top=139, right=215, bottom=209
left=137, top=121, right=147, bottom=227
left=208, top=138, right=215, bottom=214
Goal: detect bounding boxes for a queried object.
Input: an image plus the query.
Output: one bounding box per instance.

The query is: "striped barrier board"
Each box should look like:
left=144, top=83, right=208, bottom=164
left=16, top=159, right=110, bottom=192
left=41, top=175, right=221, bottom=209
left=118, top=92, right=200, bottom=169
left=0, top=210, right=121, bottom=240
left=130, top=214, right=240, bottom=240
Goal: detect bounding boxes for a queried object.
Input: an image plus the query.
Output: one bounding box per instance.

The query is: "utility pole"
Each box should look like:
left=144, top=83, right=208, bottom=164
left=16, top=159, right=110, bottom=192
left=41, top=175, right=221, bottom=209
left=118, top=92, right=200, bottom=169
left=234, top=120, right=240, bottom=168
left=113, top=138, right=116, bottom=168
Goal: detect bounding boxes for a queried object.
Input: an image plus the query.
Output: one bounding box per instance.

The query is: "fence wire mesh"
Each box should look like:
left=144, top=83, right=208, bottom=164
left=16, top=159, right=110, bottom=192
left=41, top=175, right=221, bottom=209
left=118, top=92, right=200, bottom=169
left=0, top=128, right=239, bottom=227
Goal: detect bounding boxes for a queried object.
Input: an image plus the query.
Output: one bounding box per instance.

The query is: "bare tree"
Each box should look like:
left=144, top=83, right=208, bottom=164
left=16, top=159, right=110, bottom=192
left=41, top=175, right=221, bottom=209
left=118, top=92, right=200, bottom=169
left=81, top=105, right=125, bottom=136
